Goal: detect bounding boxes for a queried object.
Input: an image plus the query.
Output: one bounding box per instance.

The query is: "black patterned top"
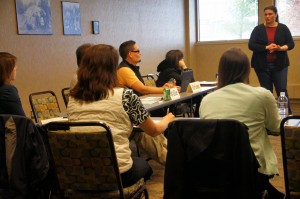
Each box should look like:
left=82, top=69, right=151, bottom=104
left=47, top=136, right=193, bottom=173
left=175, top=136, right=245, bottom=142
left=122, top=88, right=150, bottom=126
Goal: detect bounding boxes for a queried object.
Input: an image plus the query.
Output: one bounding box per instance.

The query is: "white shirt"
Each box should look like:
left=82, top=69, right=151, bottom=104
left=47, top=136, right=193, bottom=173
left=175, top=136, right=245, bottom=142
left=67, top=88, right=149, bottom=173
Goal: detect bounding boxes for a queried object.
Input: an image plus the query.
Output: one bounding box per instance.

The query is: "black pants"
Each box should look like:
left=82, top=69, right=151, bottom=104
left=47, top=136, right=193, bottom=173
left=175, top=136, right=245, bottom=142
left=120, top=157, right=153, bottom=187
left=254, top=66, right=292, bottom=114
left=258, top=173, right=285, bottom=199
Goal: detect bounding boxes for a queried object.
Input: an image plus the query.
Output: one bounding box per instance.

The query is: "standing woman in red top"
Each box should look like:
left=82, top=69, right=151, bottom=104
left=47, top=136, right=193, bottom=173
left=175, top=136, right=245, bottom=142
left=249, top=5, right=294, bottom=114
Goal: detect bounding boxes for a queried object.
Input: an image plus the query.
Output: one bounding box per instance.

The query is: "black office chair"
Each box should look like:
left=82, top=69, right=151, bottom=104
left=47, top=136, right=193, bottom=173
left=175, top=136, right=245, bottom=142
left=142, top=74, right=156, bottom=87
left=280, top=115, right=300, bottom=199
left=148, top=73, right=159, bottom=81
left=44, top=121, right=149, bottom=199
left=61, top=87, right=70, bottom=107
left=164, top=118, right=260, bottom=199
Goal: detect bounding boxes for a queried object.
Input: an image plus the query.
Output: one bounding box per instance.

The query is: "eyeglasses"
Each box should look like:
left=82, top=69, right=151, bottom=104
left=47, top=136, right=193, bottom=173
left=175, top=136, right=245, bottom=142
left=131, top=50, right=140, bottom=53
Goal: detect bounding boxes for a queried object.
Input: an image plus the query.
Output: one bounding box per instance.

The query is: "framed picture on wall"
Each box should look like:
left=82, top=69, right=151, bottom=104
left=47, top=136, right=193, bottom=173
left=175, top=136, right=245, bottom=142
left=15, top=0, right=53, bottom=35
left=92, top=21, right=99, bottom=34
left=62, top=1, right=81, bottom=35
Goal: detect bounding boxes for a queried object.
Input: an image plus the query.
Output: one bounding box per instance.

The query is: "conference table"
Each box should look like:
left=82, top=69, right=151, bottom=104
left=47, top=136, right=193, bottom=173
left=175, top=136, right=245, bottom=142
left=40, top=86, right=216, bottom=125
left=140, top=86, right=217, bottom=112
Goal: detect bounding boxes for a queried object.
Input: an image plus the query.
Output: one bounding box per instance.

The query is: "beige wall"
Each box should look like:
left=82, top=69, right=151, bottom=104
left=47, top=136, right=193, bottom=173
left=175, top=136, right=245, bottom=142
left=192, top=0, right=300, bottom=98
left=0, top=0, right=186, bottom=116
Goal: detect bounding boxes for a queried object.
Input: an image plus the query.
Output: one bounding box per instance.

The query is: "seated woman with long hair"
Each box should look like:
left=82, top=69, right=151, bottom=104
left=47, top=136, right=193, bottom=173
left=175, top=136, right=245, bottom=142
left=68, top=44, right=174, bottom=187
left=200, top=48, right=284, bottom=198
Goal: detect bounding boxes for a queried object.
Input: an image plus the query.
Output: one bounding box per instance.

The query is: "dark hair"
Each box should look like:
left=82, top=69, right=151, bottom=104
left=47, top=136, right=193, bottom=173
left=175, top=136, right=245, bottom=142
left=0, top=52, right=17, bottom=86
left=217, top=48, right=250, bottom=88
left=76, top=43, right=93, bottom=66
left=119, top=40, right=136, bottom=60
left=70, top=44, right=119, bottom=102
left=165, top=50, right=184, bottom=67
left=264, top=5, right=279, bottom=22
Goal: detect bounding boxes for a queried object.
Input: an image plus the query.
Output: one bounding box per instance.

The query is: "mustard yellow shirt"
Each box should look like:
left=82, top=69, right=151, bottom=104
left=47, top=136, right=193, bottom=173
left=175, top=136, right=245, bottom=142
left=117, top=67, right=140, bottom=88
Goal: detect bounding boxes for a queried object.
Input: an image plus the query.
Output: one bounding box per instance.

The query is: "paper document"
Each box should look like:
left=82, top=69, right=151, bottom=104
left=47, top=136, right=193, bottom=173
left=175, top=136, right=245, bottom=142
left=286, top=119, right=300, bottom=126
left=141, top=97, right=162, bottom=105
left=41, top=117, right=68, bottom=125
left=199, top=81, right=217, bottom=86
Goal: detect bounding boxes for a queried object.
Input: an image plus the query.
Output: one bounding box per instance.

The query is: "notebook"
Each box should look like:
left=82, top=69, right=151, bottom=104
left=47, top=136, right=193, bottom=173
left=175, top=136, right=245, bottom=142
left=180, top=70, right=194, bottom=93
left=199, top=81, right=217, bottom=86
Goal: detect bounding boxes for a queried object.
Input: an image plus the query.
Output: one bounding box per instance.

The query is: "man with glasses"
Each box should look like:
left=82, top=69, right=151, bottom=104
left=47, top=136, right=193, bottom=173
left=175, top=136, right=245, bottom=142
left=118, top=40, right=170, bottom=96
left=118, top=40, right=170, bottom=166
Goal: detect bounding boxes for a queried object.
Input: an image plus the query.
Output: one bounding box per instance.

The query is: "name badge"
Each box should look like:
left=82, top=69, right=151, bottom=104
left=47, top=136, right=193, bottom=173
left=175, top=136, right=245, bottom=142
left=187, top=81, right=202, bottom=93
left=170, top=88, right=180, bottom=100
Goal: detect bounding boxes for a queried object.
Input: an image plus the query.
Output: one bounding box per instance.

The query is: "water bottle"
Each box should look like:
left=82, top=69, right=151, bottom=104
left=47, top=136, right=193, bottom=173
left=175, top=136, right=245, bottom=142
left=168, top=78, right=176, bottom=87
left=277, top=92, right=288, bottom=119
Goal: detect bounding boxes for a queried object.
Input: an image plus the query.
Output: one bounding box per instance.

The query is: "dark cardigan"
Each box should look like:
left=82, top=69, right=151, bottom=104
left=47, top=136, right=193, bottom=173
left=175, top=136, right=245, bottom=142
left=248, top=23, right=294, bottom=71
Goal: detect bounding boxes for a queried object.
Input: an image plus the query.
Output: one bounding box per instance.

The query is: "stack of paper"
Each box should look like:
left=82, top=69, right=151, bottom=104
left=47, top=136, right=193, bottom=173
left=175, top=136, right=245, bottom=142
left=141, top=97, right=162, bottom=105
left=199, top=81, right=217, bottom=86
left=41, top=117, right=68, bottom=125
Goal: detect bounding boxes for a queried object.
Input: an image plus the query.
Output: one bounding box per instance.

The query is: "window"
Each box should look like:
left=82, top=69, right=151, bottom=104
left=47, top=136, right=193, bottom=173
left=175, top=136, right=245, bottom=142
left=197, top=0, right=258, bottom=42
left=275, top=0, right=300, bottom=36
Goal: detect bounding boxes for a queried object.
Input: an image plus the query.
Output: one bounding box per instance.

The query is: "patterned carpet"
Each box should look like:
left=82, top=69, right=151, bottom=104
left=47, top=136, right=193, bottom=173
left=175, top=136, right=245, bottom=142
left=145, top=161, right=165, bottom=198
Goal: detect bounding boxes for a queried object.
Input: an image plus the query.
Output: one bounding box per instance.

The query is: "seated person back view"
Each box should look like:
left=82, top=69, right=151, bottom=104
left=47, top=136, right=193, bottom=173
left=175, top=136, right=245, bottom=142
left=200, top=48, right=284, bottom=198
left=67, top=44, right=175, bottom=187
left=69, top=43, right=93, bottom=88
left=156, top=49, right=194, bottom=87
left=117, top=40, right=177, bottom=96
left=0, top=52, right=25, bottom=116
